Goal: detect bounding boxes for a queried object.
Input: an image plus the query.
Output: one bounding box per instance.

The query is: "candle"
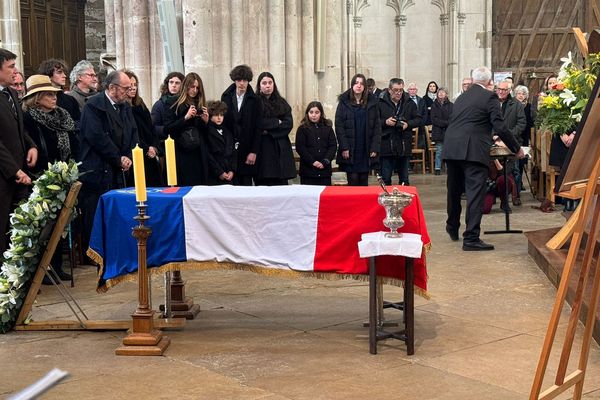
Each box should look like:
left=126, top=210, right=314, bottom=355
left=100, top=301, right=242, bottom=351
left=132, top=144, right=147, bottom=202
left=165, top=135, right=177, bottom=186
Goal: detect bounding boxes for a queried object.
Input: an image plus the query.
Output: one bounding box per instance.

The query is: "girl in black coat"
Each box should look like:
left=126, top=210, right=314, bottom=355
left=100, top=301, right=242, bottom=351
left=430, top=87, right=453, bottom=174
left=335, top=73, right=381, bottom=186
left=164, top=72, right=209, bottom=186
left=255, top=72, right=296, bottom=185
left=295, top=101, right=337, bottom=185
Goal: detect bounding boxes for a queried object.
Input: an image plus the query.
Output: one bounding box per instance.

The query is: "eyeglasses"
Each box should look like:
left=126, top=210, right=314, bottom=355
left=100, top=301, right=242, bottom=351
left=113, top=83, right=132, bottom=92
left=390, top=88, right=403, bottom=93
left=84, top=73, right=97, bottom=78
left=495, top=88, right=510, bottom=92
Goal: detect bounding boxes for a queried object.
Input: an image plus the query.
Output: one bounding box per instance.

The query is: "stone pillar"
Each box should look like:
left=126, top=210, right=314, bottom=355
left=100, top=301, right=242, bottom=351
left=230, top=0, right=245, bottom=67
left=213, top=1, right=231, bottom=96
left=447, top=3, right=459, bottom=96
left=182, top=0, right=214, bottom=96
left=300, top=0, right=316, bottom=104
left=396, top=15, right=407, bottom=78
left=267, top=0, right=285, bottom=90
left=113, top=0, right=126, bottom=69
left=122, top=0, right=152, bottom=103
left=439, top=13, right=449, bottom=87
left=320, top=0, right=343, bottom=118
left=457, top=12, right=467, bottom=97
left=285, top=0, right=302, bottom=119
left=0, top=0, right=23, bottom=70
left=104, top=0, right=116, bottom=56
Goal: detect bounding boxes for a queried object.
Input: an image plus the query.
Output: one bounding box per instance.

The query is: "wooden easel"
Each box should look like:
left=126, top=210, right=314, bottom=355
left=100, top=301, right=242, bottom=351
left=15, top=182, right=184, bottom=332
left=530, top=157, right=600, bottom=399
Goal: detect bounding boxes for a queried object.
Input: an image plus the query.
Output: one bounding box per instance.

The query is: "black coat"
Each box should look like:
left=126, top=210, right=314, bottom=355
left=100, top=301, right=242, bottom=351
left=57, top=91, right=81, bottom=123
left=295, top=122, right=337, bottom=178
left=442, top=84, right=520, bottom=166
left=24, top=109, right=79, bottom=174
left=256, top=97, right=296, bottom=180
left=335, top=91, right=381, bottom=166
left=131, top=103, right=163, bottom=187
left=377, top=91, right=421, bottom=157
left=78, top=92, right=139, bottom=192
left=205, top=122, right=236, bottom=184
left=163, top=98, right=209, bottom=186
left=430, top=99, right=453, bottom=142
left=221, top=84, right=262, bottom=176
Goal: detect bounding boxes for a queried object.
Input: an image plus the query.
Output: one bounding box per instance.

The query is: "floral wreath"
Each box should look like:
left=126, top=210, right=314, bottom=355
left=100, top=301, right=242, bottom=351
left=0, top=161, right=79, bottom=333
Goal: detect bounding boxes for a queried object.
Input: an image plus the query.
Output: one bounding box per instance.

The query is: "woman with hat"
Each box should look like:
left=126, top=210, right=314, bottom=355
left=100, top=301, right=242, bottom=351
left=22, top=74, right=78, bottom=282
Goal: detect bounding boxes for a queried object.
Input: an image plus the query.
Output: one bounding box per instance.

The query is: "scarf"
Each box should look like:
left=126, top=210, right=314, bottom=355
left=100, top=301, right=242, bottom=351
left=28, top=107, right=75, bottom=161
left=427, top=91, right=436, bottom=100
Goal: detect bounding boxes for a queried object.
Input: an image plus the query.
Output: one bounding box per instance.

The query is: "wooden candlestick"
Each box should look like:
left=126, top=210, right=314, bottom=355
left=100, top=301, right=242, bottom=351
left=116, top=203, right=170, bottom=356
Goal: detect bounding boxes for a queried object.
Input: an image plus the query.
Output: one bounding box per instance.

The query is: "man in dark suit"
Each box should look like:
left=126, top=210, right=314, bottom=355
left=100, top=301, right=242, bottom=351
left=78, top=70, right=138, bottom=258
left=0, top=48, right=38, bottom=255
left=442, top=66, right=524, bottom=251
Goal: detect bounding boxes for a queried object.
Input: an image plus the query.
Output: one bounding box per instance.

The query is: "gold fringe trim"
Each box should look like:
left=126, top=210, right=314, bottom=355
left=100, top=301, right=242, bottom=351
left=96, top=259, right=430, bottom=299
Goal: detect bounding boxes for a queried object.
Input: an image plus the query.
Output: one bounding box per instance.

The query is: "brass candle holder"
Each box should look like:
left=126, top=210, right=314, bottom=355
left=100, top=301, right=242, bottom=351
left=115, top=202, right=170, bottom=356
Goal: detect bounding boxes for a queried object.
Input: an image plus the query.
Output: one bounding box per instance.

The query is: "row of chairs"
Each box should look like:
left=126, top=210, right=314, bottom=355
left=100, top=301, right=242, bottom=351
left=410, top=125, right=436, bottom=174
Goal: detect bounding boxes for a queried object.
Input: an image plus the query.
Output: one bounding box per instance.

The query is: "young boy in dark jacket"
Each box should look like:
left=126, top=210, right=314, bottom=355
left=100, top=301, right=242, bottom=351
left=206, top=101, right=236, bottom=184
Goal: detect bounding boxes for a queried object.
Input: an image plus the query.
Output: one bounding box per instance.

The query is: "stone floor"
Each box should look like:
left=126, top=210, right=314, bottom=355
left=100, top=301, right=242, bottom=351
left=1, top=173, right=599, bottom=399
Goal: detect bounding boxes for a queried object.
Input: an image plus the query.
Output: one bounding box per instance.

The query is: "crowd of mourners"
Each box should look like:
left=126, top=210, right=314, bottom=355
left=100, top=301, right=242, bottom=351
left=0, top=46, right=574, bottom=275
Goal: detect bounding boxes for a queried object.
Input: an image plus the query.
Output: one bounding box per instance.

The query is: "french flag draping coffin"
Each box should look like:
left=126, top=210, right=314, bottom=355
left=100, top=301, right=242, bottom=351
left=90, top=185, right=430, bottom=295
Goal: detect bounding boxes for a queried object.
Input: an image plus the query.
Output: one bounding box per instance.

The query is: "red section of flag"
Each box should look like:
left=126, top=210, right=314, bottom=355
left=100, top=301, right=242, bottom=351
left=313, top=185, right=429, bottom=292
left=161, top=187, right=181, bottom=194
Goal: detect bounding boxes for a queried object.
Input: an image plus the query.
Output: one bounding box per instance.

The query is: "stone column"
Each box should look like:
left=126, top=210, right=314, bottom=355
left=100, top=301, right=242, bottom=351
left=285, top=0, right=302, bottom=118
left=113, top=0, right=126, bottom=69
left=320, top=0, right=344, bottom=118
left=267, top=0, right=285, bottom=91
left=396, top=15, right=407, bottom=78
left=230, top=0, right=245, bottom=67
left=439, top=13, right=449, bottom=87
left=122, top=0, right=152, bottom=103
left=0, top=0, right=23, bottom=70
left=447, top=3, right=459, bottom=96
left=300, top=0, right=316, bottom=104
left=182, top=0, right=214, bottom=95
left=213, top=1, right=231, bottom=96
left=457, top=12, right=467, bottom=97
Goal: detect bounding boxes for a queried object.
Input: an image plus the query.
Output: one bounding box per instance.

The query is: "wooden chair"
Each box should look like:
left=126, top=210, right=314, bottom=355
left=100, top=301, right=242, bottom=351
left=410, top=127, right=426, bottom=174
left=424, top=125, right=436, bottom=173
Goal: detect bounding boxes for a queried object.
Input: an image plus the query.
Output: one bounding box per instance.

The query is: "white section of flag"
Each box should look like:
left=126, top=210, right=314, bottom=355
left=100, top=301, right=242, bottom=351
left=182, top=185, right=325, bottom=271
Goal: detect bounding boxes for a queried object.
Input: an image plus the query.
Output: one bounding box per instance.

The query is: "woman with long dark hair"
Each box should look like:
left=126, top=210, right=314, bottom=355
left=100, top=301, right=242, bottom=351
left=151, top=71, right=184, bottom=141
left=123, top=69, right=163, bottom=186
left=255, top=72, right=296, bottom=185
left=164, top=72, right=209, bottom=186
left=335, top=73, right=381, bottom=186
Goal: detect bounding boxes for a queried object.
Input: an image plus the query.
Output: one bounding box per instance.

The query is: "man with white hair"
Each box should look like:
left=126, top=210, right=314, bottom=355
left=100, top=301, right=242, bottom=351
left=442, top=66, right=525, bottom=251
left=67, top=60, right=99, bottom=112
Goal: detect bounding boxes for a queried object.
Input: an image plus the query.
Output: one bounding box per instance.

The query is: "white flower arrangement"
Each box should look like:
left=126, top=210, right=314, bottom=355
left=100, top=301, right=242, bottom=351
left=0, top=161, right=79, bottom=333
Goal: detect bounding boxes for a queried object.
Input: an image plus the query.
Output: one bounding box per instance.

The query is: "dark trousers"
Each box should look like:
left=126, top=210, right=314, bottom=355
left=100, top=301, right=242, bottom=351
left=0, top=179, right=29, bottom=256
left=300, top=176, right=331, bottom=186
left=255, top=178, right=288, bottom=186
left=346, top=172, right=369, bottom=186
left=446, top=160, right=488, bottom=243
left=79, top=187, right=102, bottom=258
left=234, top=174, right=256, bottom=186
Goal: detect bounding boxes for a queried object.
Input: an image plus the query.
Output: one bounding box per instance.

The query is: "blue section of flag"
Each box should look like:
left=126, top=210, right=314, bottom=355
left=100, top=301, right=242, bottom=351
left=90, top=187, right=191, bottom=288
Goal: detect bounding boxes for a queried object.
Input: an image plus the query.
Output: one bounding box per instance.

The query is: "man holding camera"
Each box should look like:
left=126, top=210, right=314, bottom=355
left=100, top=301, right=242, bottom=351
left=377, top=78, right=422, bottom=185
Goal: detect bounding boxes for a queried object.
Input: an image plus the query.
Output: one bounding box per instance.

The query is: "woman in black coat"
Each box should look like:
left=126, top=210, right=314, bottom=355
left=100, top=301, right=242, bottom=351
left=335, top=73, right=381, bottom=186
left=430, top=87, right=453, bottom=174
left=422, top=80, right=439, bottom=126
left=164, top=72, right=209, bottom=186
left=124, top=70, right=163, bottom=187
left=22, top=74, right=78, bottom=281
left=221, top=65, right=262, bottom=186
left=295, top=101, right=337, bottom=185
left=255, top=72, right=296, bottom=185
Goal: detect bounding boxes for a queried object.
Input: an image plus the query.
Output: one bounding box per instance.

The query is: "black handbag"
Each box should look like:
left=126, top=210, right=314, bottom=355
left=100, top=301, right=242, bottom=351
left=178, top=125, right=202, bottom=151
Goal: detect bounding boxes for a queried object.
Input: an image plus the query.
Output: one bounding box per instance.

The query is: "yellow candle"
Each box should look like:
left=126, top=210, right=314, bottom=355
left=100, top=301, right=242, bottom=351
left=132, top=144, right=147, bottom=202
left=165, top=135, right=177, bottom=186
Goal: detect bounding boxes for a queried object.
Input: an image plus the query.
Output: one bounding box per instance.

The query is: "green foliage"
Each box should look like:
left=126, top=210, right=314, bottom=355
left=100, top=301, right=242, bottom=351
left=0, top=161, right=79, bottom=333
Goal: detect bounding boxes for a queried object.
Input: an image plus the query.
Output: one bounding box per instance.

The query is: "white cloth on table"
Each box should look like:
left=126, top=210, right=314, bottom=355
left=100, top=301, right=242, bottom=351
left=358, top=231, right=423, bottom=259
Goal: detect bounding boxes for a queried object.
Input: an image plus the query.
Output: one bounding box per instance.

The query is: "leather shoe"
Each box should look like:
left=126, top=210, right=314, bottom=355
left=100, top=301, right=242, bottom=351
left=462, top=240, right=495, bottom=251
left=446, top=226, right=459, bottom=241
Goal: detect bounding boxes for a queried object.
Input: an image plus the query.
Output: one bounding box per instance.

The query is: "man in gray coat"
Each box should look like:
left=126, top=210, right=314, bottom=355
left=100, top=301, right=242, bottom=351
left=442, top=67, right=524, bottom=251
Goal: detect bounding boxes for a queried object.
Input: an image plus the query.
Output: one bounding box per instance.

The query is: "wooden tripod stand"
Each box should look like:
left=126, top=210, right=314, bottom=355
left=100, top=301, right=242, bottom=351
left=530, top=156, right=600, bottom=399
